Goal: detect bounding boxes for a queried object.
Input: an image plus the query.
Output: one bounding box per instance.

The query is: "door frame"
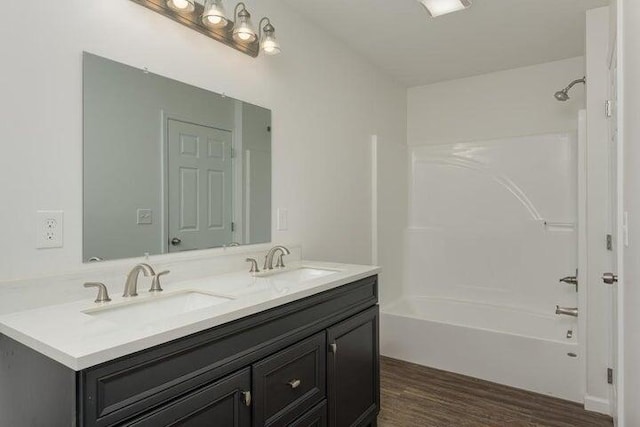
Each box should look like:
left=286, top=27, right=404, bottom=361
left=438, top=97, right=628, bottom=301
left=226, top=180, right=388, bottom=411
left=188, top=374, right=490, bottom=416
left=610, top=19, right=626, bottom=424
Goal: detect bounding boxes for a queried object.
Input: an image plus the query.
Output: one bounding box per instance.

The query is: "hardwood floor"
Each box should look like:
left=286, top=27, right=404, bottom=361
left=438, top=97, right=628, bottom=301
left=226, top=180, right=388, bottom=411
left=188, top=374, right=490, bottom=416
left=379, top=357, right=613, bottom=427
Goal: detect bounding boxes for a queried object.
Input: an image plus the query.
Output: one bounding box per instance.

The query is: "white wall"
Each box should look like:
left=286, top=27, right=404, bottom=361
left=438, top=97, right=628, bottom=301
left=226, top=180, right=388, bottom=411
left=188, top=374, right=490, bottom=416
left=0, top=0, right=407, bottom=293
left=621, top=0, right=640, bottom=425
left=408, top=57, right=585, bottom=146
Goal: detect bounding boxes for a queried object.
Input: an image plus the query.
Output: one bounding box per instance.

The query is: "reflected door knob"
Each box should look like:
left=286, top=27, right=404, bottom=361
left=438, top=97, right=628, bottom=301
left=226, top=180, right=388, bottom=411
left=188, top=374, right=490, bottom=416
left=170, top=237, right=182, bottom=246
left=602, top=273, right=618, bottom=285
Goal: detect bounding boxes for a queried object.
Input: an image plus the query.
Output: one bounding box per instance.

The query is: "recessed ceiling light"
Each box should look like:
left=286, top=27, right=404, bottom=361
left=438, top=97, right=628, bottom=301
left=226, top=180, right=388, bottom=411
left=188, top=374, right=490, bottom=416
left=419, top=0, right=472, bottom=18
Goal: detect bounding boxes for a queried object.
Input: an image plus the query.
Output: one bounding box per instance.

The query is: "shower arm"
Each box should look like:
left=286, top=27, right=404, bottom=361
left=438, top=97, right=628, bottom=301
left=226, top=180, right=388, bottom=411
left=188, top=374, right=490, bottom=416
left=563, top=77, right=586, bottom=92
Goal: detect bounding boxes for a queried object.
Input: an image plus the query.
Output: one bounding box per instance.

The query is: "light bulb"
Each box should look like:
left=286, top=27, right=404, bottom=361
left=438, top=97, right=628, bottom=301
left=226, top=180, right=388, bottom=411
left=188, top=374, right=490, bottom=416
left=233, top=6, right=257, bottom=43
left=202, top=0, right=229, bottom=29
left=167, top=0, right=194, bottom=12
left=261, top=35, right=280, bottom=55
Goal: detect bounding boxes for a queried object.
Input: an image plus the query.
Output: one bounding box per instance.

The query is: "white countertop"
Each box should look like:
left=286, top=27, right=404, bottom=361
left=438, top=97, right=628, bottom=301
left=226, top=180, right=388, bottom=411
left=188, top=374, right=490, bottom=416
left=0, top=261, right=379, bottom=371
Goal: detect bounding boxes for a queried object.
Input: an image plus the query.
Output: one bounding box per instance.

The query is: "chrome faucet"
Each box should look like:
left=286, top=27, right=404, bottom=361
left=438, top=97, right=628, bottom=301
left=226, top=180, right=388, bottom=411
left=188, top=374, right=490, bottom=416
left=263, top=245, right=291, bottom=270
left=123, top=263, right=156, bottom=297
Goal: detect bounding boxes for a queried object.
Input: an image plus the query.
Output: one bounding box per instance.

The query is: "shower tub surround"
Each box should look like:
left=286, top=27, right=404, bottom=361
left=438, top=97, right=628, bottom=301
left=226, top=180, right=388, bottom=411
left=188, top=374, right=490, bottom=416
left=381, top=133, right=582, bottom=402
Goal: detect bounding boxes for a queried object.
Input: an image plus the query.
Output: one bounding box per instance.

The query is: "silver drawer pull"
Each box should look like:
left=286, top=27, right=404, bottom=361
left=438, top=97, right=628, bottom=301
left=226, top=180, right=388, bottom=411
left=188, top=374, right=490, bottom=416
left=241, top=391, right=251, bottom=407
left=288, top=379, right=302, bottom=389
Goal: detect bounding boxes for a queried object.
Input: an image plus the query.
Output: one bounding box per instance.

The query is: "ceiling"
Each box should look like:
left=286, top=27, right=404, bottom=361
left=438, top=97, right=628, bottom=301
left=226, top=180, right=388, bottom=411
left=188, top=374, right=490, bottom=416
left=282, top=0, right=610, bottom=87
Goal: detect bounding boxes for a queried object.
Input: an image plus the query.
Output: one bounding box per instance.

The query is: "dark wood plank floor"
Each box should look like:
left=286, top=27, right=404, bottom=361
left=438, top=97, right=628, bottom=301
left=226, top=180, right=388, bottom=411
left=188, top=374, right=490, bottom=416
left=379, top=357, right=613, bottom=427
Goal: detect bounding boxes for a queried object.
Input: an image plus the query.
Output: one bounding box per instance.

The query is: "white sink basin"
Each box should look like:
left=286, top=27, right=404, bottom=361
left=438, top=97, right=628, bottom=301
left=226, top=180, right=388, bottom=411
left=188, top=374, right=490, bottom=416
left=263, top=267, right=339, bottom=282
left=83, top=290, right=233, bottom=324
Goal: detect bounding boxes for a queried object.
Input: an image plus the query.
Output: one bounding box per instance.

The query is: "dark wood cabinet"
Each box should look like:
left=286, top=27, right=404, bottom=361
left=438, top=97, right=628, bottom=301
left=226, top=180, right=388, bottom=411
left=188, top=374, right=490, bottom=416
left=0, top=275, right=379, bottom=427
left=327, top=306, right=380, bottom=427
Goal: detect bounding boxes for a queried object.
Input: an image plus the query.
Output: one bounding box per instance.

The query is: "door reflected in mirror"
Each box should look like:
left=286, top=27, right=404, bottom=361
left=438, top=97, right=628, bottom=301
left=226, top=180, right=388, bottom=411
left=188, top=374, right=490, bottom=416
left=83, top=52, right=271, bottom=262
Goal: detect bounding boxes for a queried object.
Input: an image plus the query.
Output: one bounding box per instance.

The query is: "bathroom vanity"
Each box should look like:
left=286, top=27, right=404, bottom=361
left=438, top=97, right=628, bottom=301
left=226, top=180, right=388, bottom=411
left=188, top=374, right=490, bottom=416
left=0, top=262, right=379, bottom=427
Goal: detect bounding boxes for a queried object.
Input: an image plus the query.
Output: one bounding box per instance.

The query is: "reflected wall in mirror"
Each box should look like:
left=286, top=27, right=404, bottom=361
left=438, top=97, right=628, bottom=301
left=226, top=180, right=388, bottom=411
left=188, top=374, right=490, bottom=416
left=83, top=53, right=271, bottom=262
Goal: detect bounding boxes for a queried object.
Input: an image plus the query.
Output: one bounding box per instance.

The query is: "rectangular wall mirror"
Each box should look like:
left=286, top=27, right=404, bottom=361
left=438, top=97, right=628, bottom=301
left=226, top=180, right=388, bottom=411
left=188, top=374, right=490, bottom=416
left=83, top=52, right=271, bottom=262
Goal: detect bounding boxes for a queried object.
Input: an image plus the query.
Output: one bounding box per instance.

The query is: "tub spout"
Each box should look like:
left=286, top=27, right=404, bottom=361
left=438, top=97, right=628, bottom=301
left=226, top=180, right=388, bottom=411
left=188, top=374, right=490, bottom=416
left=555, top=306, right=578, bottom=317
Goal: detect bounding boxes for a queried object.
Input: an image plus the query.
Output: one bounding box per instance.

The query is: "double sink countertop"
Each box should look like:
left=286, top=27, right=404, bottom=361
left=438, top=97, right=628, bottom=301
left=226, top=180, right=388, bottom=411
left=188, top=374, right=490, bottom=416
left=0, top=261, right=379, bottom=371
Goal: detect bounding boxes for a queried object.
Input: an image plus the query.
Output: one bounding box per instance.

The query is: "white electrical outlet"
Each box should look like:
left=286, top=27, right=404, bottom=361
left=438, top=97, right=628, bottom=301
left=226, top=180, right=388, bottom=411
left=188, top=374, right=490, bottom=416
left=277, top=208, right=288, bottom=231
left=36, top=210, right=64, bottom=249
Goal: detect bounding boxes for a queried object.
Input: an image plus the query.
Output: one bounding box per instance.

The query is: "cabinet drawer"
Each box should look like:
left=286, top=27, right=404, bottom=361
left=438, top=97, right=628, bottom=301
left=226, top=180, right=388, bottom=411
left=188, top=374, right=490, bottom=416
left=253, top=332, right=326, bottom=427
left=124, top=368, right=251, bottom=427
left=288, top=401, right=327, bottom=427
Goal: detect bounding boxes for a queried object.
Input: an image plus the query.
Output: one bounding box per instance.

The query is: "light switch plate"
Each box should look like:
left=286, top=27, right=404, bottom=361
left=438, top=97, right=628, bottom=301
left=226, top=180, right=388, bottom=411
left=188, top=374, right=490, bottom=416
left=277, top=208, right=288, bottom=231
left=137, top=209, right=153, bottom=225
left=36, top=210, right=64, bottom=249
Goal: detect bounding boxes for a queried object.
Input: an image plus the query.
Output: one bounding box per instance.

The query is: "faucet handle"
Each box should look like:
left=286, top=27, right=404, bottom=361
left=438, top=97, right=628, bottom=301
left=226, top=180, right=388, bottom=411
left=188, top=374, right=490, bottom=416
left=246, top=258, right=260, bottom=274
left=84, top=282, right=112, bottom=303
left=275, top=253, right=286, bottom=269
left=150, top=270, right=170, bottom=293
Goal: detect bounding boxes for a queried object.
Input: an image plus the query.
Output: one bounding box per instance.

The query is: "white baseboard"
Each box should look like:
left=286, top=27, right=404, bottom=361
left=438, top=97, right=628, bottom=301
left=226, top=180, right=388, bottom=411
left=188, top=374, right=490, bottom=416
left=584, top=395, right=611, bottom=415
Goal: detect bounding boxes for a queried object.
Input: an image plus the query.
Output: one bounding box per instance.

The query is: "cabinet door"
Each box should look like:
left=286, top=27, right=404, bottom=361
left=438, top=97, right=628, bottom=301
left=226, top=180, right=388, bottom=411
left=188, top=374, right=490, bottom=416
left=125, top=368, right=251, bottom=427
left=326, top=306, right=380, bottom=427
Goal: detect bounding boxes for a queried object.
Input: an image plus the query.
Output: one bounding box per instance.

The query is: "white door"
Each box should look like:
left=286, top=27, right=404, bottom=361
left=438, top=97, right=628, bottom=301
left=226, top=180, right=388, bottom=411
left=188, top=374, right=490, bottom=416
left=167, top=119, right=233, bottom=252
left=607, top=48, right=620, bottom=420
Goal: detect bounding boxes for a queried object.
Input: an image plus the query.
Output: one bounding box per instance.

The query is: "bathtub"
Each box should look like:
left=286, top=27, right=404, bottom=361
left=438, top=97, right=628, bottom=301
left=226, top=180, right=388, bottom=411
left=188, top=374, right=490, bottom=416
left=380, top=296, right=582, bottom=403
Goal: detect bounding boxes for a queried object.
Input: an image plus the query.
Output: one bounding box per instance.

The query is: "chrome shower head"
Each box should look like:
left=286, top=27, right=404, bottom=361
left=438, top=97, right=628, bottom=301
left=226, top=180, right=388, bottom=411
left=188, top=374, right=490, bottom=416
left=554, top=77, right=586, bottom=102
left=554, top=90, right=570, bottom=102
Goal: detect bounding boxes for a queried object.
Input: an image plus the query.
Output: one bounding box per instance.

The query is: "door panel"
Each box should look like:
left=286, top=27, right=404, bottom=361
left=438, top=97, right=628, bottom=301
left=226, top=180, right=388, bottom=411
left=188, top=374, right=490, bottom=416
left=168, top=119, right=233, bottom=251
left=327, top=307, right=379, bottom=427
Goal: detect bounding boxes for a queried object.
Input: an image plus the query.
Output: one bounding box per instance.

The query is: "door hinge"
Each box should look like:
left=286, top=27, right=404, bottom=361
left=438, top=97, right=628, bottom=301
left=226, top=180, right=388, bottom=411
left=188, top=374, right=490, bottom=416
left=607, top=234, right=613, bottom=251
left=267, top=126, right=271, bottom=132
left=231, top=222, right=236, bottom=232
left=607, top=368, right=614, bottom=385
left=605, top=100, right=613, bottom=118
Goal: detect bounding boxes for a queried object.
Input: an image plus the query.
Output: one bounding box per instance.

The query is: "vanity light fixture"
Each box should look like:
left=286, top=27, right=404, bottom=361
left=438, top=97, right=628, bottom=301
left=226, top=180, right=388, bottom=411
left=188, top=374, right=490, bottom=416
left=259, top=18, right=281, bottom=55
left=202, top=0, right=229, bottom=29
left=232, top=3, right=257, bottom=43
left=130, top=0, right=280, bottom=58
left=419, top=0, right=472, bottom=18
left=166, top=0, right=195, bottom=13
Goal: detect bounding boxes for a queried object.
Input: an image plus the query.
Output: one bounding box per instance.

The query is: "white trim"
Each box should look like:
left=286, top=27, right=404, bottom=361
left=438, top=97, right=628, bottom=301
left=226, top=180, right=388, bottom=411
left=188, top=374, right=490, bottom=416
left=371, top=135, right=378, bottom=265
left=615, top=1, right=625, bottom=424
left=585, top=395, right=612, bottom=415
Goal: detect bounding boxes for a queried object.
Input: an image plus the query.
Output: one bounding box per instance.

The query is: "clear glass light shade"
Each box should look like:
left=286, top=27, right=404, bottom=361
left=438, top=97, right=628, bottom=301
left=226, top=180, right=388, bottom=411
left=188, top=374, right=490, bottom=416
left=202, top=0, right=229, bottom=29
left=419, top=0, right=471, bottom=17
left=233, top=15, right=257, bottom=43
left=166, top=0, right=195, bottom=13
left=261, top=33, right=281, bottom=55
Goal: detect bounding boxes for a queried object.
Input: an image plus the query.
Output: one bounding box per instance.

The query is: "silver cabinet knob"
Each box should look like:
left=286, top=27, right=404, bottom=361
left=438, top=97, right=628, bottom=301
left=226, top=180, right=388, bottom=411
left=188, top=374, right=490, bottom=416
left=602, top=273, right=618, bottom=285
left=288, top=379, right=302, bottom=389
left=241, top=391, right=251, bottom=407
left=170, top=237, right=182, bottom=246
